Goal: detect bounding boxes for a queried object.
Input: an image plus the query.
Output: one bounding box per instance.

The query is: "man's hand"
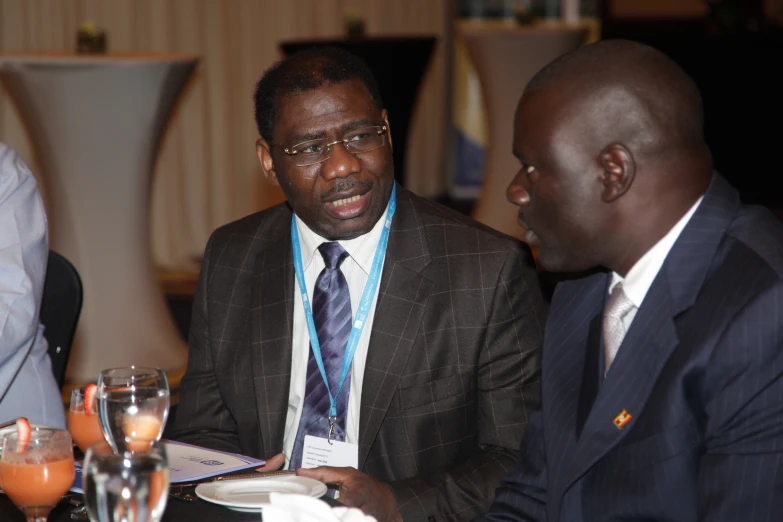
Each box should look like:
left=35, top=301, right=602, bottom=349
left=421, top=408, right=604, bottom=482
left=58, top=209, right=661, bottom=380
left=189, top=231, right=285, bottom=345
left=297, top=466, right=402, bottom=522
left=255, top=453, right=286, bottom=472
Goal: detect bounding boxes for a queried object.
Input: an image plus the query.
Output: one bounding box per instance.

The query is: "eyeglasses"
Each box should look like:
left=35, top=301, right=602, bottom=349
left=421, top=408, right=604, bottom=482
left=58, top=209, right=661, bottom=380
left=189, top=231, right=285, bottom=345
left=274, top=125, right=388, bottom=167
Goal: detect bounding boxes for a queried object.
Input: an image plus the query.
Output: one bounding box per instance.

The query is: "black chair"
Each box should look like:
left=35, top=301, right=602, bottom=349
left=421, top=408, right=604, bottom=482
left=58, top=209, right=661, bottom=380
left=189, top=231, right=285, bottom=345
left=40, top=251, right=83, bottom=389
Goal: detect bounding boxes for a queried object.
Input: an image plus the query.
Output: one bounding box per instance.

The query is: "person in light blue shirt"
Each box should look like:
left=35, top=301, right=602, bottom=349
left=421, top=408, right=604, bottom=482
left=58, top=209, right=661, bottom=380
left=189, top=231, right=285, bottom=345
left=0, top=143, right=65, bottom=428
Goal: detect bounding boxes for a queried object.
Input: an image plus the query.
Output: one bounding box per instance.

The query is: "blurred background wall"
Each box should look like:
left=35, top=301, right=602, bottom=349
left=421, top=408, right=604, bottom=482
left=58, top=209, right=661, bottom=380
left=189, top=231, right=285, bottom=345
left=0, top=0, right=453, bottom=271
left=3, top=0, right=783, bottom=381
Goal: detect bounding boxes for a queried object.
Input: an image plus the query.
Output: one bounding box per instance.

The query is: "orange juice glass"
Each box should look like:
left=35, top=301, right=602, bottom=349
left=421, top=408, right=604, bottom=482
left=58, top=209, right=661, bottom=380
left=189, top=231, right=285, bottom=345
left=68, top=387, right=105, bottom=453
left=0, top=427, right=75, bottom=522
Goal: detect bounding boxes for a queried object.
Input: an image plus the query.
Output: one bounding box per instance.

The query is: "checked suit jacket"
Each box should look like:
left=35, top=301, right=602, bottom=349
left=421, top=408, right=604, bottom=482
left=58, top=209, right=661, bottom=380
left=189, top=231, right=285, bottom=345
left=480, top=174, right=783, bottom=521
left=170, top=186, right=546, bottom=521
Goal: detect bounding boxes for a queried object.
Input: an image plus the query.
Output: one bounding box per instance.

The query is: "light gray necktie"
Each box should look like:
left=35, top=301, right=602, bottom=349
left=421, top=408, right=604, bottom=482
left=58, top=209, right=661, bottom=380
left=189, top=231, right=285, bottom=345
left=603, top=283, right=636, bottom=374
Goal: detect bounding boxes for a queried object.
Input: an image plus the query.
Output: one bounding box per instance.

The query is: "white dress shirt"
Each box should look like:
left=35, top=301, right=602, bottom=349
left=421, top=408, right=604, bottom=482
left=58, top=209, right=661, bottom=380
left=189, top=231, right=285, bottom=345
left=608, top=196, right=704, bottom=330
left=283, top=205, right=389, bottom=469
left=0, top=143, right=66, bottom=427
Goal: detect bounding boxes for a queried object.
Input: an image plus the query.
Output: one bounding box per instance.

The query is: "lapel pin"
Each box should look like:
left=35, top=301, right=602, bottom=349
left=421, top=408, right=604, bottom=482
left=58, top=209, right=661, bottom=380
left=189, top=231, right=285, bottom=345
left=613, top=410, right=632, bottom=429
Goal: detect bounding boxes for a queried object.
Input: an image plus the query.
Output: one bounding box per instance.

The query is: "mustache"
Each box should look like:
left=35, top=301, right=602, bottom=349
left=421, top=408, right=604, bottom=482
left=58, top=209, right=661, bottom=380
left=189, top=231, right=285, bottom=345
left=320, top=179, right=372, bottom=200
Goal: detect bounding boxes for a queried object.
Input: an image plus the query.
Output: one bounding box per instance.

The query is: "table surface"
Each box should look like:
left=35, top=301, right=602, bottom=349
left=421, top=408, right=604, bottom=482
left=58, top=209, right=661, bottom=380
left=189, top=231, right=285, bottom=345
left=1, top=468, right=340, bottom=522
left=0, top=493, right=265, bottom=522
left=0, top=491, right=341, bottom=521
left=1, top=450, right=337, bottom=520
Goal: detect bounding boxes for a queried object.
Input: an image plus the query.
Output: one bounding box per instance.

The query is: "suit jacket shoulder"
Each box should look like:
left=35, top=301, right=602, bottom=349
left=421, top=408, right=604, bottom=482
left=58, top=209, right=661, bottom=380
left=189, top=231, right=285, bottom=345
left=204, top=202, right=292, bottom=269
left=724, top=203, right=783, bottom=280
left=395, top=188, right=535, bottom=268
left=402, top=188, right=527, bottom=242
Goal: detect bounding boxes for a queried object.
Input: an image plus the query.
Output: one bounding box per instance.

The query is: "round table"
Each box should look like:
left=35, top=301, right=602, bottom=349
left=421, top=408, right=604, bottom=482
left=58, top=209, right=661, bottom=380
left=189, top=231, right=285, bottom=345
left=0, top=487, right=340, bottom=521
left=0, top=494, right=261, bottom=522
left=460, top=22, right=589, bottom=240
left=0, top=52, right=198, bottom=383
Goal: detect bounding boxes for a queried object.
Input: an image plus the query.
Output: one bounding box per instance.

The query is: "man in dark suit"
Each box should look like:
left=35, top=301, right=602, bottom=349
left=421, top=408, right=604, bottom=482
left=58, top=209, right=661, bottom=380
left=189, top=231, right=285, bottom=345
left=479, top=39, right=783, bottom=521
left=170, top=47, right=545, bottom=522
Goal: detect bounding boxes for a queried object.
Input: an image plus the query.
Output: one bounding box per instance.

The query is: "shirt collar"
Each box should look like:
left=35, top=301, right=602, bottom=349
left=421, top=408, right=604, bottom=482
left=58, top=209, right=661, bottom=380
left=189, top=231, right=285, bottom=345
left=294, top=202, right=391, bottom=275
left=609, top=195, right=704, bottom=307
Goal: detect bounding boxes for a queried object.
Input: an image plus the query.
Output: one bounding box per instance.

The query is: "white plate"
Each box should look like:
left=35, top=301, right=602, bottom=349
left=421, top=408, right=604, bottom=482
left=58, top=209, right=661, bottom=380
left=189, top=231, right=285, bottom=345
left=194, top=475, right=328, bottom=513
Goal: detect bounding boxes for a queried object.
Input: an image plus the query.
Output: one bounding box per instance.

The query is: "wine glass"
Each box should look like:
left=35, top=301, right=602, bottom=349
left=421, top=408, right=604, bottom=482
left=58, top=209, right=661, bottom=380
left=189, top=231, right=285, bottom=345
left=82, top=440, right=169, bottom=522
left=68, top=387, right=106, bottom=520
left=68, top=387, right=106, bottom=453
left=96, top=367, right=169, bottom=453
left=0, top=427, right=75, bottom=522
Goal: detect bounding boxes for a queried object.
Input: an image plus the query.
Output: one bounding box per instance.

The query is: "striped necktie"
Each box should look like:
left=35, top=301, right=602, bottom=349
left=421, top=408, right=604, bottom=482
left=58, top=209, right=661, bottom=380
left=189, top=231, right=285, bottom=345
left=289, top=242, right=352, bottom=469
left=603, top=283, right=635, bottom=374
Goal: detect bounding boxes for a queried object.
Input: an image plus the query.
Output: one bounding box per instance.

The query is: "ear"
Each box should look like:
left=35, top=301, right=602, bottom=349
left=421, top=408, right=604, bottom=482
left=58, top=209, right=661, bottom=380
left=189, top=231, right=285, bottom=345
left=382, top=109, right=393, bottom=153
left=599, top=143, right=635, bottom=203
left=256, top=138, right=279, bottom=186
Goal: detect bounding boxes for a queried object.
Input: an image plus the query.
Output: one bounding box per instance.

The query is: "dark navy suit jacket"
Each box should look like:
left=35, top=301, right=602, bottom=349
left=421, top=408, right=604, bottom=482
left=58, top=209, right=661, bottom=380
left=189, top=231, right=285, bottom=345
left=479, top=174, right=783, bottom=521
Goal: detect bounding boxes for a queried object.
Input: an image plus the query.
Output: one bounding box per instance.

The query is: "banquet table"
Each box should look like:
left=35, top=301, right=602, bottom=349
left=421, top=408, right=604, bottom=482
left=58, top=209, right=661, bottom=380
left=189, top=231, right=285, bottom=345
left=0, top=493, right=264, bottom=521
left=1, top=453, right=341, bottom=521
left=0, top=52, right=198, bottom=383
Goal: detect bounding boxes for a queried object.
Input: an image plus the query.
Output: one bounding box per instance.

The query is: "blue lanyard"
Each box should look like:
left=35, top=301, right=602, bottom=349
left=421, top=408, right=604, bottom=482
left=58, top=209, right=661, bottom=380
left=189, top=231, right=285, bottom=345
left=291, top=184, right=396, bottom=420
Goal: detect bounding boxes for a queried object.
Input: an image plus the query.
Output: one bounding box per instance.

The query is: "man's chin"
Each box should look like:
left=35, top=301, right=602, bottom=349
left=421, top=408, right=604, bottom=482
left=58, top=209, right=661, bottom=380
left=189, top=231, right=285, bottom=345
left=307, top=187, right=390, bottom=240
left=536, top=250, right=596, bottom=275
left=534, top=247, right=562, bottom=273
left=319, top=213, right=380, bottom=241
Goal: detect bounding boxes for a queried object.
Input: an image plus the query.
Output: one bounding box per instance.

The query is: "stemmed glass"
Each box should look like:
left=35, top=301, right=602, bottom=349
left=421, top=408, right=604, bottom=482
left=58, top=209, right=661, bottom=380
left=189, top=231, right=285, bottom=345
left=68, top=387, right=106, bottom=453
left=68, top=387, right=106, bottom=520
left=0, top=427, right=75, bottom=522
left=82, top=440, right=169, bottom=522
left=96, top=367, right=169, bottom=453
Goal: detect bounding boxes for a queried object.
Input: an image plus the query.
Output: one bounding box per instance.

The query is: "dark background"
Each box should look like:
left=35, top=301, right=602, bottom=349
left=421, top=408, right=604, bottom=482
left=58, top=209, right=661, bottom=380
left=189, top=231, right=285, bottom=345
left=600, top=0, right=783, bottom=208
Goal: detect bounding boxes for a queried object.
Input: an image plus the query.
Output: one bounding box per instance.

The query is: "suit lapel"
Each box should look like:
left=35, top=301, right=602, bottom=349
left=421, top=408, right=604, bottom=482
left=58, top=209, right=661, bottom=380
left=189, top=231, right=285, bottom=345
left=358, top=188, right=434, bottom=468
left=250, top=212, right=296, bottom=459
left=576, top=312, right=603, bottom=438
left=561, top=173, right=741, bottom=490
left=543, top=274, right=606, bottom=489
left=565, top=278, right=679, bottom=486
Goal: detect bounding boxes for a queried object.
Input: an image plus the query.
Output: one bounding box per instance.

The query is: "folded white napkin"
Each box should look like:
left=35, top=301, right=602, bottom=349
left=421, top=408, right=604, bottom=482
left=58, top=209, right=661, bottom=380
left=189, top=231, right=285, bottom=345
left=262, top=493, right=378, bottom=522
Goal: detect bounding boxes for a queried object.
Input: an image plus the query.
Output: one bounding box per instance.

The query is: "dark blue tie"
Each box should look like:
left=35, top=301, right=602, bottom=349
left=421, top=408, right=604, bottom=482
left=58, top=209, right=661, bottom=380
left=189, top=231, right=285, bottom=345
left=289, top=242, right=352, bottom=469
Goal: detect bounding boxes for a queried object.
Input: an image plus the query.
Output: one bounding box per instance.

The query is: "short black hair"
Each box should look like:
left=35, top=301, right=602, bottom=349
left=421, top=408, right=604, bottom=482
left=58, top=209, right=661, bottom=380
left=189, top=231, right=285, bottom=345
left=253, top=46, right=384, bottom=143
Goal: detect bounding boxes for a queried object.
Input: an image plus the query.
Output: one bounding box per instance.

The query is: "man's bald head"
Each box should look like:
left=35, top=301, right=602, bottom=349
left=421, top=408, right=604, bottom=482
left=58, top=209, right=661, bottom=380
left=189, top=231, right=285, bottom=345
left=525, top=39, right=706, bottom=163
left=507, top=39, right=713, bottom=275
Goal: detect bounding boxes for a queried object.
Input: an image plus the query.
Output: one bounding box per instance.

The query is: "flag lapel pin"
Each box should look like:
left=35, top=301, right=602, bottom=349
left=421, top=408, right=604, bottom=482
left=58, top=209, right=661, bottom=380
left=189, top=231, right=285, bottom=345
left=613, top=410, right=632, bottom=429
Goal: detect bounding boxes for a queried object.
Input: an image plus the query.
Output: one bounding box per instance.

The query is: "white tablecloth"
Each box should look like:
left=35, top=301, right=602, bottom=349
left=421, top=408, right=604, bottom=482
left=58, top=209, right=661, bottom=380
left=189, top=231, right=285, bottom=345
left=461, top=23, right=588, bottom=240
left=0, top=52, right=199, bottom=383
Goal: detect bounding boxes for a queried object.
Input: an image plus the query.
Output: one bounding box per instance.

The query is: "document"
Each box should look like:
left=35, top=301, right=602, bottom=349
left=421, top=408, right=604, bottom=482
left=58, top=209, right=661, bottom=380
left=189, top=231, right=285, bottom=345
left=70, top=439, right=265, bottom=492
left=163, top=439, right=265, bottom=481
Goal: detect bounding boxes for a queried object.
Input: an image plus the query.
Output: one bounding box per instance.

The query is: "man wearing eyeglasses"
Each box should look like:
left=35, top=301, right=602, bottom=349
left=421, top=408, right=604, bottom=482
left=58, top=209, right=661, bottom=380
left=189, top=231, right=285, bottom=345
left=171, top=47, right=545, bottom=522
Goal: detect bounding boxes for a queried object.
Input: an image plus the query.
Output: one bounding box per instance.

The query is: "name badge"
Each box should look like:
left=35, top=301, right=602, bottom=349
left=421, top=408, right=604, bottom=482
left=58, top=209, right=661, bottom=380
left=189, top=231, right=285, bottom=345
left=302, top=435, right=359, bottom=469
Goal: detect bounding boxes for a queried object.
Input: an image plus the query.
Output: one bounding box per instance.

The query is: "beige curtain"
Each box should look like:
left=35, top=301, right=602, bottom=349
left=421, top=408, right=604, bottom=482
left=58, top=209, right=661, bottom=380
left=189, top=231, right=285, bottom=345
left=0, top=0, right=452, bottom=270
